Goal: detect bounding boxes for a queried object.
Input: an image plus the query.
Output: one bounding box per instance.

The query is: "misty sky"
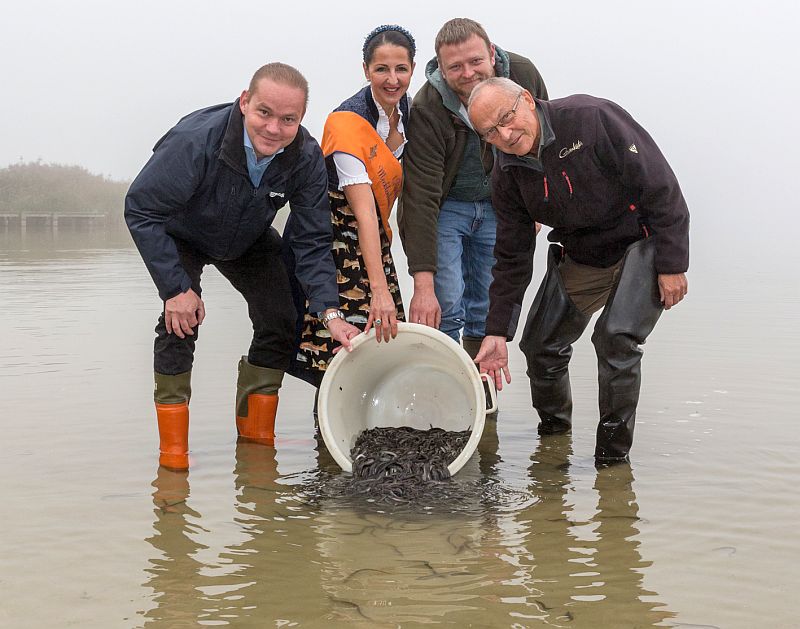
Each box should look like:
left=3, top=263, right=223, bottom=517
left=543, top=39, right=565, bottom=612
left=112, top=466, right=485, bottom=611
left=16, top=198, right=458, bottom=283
left=2, top=0, right=799, bottom=266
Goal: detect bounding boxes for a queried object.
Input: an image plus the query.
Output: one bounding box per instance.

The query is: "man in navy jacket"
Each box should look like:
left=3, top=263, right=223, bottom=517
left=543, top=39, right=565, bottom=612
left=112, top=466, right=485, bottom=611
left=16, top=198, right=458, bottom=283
left=468, top=77, right=689, bottom=465
left=126, top=63, right=358, bottom=470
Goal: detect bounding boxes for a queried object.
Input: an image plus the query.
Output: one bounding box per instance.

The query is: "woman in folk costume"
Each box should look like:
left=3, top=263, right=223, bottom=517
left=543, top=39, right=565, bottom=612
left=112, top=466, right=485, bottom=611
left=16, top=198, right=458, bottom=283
left=292, top=25, right=416, bottom=386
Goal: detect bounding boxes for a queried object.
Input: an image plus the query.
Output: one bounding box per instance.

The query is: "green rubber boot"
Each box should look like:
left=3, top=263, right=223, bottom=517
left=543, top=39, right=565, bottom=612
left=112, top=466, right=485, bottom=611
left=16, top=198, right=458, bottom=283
left=235, top=357, right=285, bottom=445
left=154, top=371, right=192, bottom=470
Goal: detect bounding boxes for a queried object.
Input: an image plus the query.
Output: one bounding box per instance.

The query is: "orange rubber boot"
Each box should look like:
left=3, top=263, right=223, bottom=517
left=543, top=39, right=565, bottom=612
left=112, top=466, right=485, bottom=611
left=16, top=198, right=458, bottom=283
left=236, top=393, right=278, bottom=445
left=155, top=402, right=190, bottom=470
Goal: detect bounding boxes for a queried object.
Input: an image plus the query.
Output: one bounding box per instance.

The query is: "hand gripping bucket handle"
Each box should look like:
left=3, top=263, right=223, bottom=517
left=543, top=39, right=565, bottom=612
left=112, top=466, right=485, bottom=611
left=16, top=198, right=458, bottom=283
left=481, top=372, right=498, bottom=414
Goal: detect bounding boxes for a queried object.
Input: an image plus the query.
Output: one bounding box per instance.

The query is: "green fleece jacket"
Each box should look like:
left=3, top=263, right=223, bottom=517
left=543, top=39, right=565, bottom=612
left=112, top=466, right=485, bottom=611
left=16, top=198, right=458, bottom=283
left=398, top=47, right=548, bottom=275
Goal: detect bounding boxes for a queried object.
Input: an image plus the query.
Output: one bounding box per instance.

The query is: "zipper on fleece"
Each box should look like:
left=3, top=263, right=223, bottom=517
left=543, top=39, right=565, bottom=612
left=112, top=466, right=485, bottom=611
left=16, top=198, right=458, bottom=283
left=543, top=170, right=575, bottom=202
left=561, top=170, right=573, bottom=198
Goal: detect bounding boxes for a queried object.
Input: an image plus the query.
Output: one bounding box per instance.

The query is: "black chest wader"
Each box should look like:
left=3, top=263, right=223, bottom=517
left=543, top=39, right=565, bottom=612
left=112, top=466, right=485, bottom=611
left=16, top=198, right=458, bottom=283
left=590, top=237, right=662, bottom=463
left=520, top=239, right=663, bottom=464
left=519, top=244, right=591, bottom=436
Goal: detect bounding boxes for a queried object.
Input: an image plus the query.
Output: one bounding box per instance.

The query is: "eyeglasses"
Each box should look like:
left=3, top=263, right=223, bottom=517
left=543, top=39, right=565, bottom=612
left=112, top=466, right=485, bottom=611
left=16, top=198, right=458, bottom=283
left=481, top=91, right=524, bottom=141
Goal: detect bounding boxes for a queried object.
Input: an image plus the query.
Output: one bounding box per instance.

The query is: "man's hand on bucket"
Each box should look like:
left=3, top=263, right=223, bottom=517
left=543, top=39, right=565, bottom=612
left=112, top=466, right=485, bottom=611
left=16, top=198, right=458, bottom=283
left=409, top=271, right=442, bottom=329
left=474, top=335, right=512, bottom=391
left=329, top=318, right=360, bottom=353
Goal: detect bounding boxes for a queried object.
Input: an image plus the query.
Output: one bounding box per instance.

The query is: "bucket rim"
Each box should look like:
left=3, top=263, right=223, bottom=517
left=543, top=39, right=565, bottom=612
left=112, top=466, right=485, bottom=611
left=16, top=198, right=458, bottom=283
left=317, top=322, right=487, bottom=476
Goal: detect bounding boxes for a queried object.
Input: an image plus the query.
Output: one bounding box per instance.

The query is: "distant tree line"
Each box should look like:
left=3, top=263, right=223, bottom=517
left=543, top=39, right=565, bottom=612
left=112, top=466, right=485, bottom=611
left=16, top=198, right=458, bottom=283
left=0, top=161, right=130, bottom=228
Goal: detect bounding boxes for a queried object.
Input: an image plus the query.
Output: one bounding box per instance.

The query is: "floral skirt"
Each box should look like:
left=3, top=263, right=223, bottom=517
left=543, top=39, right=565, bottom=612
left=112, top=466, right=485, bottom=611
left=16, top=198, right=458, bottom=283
left=293, top=192, right=405, bottom=376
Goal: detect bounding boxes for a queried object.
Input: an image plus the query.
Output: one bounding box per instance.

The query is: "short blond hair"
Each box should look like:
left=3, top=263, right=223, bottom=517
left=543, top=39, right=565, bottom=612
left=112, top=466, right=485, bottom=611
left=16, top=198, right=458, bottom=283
left=247, top=62, right=309, bottom=107
left=435, top=18, right=492, bottom=56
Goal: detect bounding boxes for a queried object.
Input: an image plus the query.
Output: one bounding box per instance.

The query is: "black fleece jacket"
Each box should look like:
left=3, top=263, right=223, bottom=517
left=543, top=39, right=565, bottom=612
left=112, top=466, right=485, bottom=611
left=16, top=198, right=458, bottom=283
left=486, top=95, right=690, bottom=339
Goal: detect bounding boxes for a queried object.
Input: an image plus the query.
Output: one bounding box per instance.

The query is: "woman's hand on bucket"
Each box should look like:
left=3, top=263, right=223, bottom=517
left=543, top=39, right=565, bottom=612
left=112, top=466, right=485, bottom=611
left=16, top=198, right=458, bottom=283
left=365, top=288, right=398, bottom=343
left=474, top=335, right=512, bottom=391
left=329, top=318, right=360, bottom=354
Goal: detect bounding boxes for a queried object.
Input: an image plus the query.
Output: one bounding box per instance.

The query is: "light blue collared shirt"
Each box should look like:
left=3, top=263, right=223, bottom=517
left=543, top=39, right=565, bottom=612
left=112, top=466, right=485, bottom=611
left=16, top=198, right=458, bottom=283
left=243, top=128, right=283, bottom=187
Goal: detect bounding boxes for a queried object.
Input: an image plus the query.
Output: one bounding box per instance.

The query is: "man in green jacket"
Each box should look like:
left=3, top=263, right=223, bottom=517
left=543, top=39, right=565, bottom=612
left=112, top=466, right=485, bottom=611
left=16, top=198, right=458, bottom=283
left=397, top=17, right=548, bottom=359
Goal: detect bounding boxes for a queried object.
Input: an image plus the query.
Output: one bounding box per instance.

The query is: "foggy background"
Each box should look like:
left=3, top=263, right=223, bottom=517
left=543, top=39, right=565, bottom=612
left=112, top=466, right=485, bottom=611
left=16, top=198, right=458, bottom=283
left=2, top=0, right=799, bottom=273
left=1, top=6, right=798, bottom=625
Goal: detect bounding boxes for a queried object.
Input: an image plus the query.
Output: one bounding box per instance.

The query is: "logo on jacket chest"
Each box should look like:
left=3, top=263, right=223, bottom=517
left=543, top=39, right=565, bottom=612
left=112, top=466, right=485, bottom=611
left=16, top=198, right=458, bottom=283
left=559, top=140, right=583, bottom=159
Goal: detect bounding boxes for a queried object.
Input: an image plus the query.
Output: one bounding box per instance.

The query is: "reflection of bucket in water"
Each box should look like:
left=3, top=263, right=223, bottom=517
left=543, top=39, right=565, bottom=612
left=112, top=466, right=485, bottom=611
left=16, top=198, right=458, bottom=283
left=318, top=322, right=497, bottom=476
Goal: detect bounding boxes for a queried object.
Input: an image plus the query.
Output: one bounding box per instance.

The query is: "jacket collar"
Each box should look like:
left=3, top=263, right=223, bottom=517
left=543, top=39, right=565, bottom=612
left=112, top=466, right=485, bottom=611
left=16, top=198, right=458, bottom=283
left=219, top=97, right=304, bottom=179
left=364, top=86, right=380, bottom=125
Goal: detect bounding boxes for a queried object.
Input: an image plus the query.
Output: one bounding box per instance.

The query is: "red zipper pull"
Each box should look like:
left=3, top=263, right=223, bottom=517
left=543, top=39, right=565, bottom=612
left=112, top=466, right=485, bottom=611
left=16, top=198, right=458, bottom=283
left=561, top=170, right=573, bottom=198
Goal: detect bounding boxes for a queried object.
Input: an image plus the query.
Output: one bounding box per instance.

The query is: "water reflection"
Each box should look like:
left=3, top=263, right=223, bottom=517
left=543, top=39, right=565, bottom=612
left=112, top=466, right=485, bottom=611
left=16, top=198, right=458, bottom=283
left=143, top=468, right=208, bottom=628
left=3, top=230, right=795, bottom=627
left=142, top=420, right=673, bottom=626
left=590, top=464, right=672, bottom=626
left=313, top=423, right=343, bottom=475
left=311, top=417, right=512, bottom=625
left=314, top=488, right=501, bottom=623
left=144, top=444, right=331, bottom=626
left=220, top=441, right=331, bottom=622
left=477, top=415, right=502, bottom=477
left=511, top=435, right=674, bottom=626
left=0, top=229, right=133, bottom=260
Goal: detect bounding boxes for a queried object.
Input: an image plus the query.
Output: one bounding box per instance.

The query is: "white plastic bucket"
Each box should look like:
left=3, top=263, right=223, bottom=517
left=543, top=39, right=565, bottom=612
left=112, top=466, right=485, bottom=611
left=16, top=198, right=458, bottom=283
left=317, top=322, right=497, bottom=476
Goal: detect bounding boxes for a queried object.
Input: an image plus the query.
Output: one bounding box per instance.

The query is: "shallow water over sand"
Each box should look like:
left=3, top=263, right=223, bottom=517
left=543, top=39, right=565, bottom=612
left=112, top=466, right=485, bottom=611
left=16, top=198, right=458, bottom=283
left=1, top=231, right=798, bottom=628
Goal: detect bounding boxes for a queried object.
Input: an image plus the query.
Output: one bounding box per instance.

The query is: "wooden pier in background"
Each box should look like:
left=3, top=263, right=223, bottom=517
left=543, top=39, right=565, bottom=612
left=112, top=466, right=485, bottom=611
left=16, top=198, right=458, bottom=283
left=0, top=212, right=108, bottom=234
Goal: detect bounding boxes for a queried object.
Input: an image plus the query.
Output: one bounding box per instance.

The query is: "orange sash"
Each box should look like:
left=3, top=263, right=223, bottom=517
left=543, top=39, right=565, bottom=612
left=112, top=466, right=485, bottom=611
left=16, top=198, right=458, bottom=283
left=321, top=111, right=403, bottom=243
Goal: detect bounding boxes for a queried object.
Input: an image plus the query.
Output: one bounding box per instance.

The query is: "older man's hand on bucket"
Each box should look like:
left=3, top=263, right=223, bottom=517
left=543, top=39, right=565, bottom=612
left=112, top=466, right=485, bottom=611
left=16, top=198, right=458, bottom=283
left=474, top=335, right=512, bottom=391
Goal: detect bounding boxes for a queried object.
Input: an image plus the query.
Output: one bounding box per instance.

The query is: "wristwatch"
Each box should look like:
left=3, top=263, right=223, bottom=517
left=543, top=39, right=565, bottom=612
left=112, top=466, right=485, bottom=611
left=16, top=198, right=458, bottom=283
left=319, top=309, right=346, bottom=329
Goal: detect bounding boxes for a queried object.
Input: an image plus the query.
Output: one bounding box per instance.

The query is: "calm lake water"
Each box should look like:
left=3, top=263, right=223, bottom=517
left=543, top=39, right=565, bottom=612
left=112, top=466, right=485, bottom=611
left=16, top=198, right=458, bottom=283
left=1, top=229, right=798, bottom=628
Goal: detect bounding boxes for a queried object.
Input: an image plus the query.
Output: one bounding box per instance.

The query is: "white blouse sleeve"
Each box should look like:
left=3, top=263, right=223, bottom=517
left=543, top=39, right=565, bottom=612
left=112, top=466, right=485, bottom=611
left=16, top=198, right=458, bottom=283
left=332, top=152, right=371, bottom=189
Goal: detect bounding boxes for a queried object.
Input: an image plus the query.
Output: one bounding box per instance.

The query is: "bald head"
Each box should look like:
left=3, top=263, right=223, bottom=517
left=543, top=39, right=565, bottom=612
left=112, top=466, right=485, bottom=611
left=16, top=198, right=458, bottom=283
left=468, top=77, right=539, bottom=156
left=468, top=76, right=522, bottom=111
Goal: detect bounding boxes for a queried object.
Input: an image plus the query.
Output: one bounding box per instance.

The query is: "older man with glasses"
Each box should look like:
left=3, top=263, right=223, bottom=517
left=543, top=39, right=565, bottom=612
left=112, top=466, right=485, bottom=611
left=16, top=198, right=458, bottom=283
left=468, top=77, right=690, bottom=465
